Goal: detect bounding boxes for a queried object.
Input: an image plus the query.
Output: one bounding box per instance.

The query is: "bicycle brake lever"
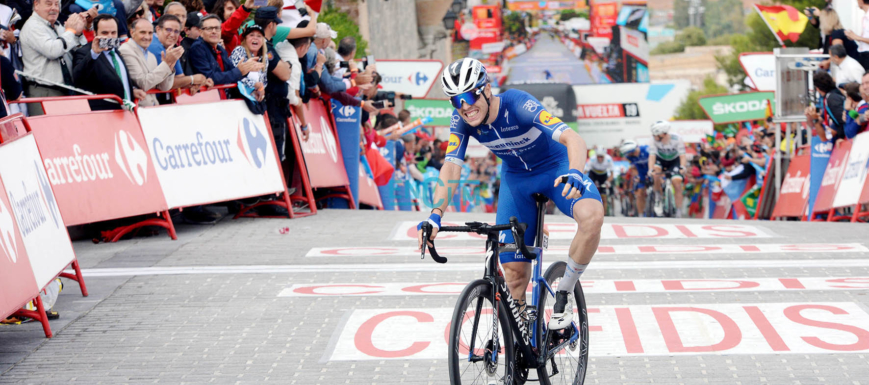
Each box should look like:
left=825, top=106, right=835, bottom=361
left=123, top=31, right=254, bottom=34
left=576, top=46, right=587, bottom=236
left=421, top=223, right=448, bottom=264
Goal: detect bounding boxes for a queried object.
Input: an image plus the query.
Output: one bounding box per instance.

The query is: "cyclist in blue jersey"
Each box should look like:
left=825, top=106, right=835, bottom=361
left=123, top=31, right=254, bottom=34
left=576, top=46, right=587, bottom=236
left=416, top=58, right=604, bottom=330
left=619, top=140, right=651, bottom=217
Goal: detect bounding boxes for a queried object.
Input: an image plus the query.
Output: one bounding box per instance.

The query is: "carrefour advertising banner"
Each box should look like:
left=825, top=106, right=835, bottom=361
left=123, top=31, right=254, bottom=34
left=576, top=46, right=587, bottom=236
left=0, top=134, right=76, bottom=289
left=833, top=131, right=869, bottom=208
left=137, top=101, right=286, bottom=208
left=375, top=60, right=444, bottom=98
left=404, top=99, right=453, bottom=127
left=698, top=92, right=774, bottom=124
left=28, top=111, right=169, bottom=226
left=0, top=170, right=38, bottom=319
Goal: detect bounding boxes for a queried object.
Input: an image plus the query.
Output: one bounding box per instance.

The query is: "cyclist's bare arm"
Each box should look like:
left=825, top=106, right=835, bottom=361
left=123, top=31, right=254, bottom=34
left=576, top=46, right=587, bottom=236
left=417, top=161, right=462, bottom=250
left=679, top=154, right=687, bottom=172
left=649, top=153, right=657, bottom=172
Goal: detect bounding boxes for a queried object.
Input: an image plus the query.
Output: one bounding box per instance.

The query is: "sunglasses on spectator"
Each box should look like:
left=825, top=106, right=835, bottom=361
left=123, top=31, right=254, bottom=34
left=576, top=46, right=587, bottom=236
left=449, top=86, right=484, bottom=109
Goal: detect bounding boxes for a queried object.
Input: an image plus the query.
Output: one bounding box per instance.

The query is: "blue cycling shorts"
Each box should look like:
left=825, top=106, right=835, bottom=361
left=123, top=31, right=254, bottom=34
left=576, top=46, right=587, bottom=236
left=497, top=160, right=602, bottom=264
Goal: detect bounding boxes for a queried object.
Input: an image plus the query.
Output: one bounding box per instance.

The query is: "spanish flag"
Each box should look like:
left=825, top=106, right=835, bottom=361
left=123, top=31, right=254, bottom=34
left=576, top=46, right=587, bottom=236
left=754, top=4, right=809, bottom=45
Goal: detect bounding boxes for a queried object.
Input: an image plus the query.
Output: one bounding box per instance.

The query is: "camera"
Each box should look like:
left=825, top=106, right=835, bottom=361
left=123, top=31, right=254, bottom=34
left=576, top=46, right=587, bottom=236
left=98, top=37, right=120, bottom=50
left=340, top=61, right=349, bottom=69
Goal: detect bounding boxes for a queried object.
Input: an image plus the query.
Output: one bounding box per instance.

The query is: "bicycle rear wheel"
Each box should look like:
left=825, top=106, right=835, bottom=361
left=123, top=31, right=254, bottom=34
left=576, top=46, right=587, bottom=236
left=448, top=279, right=515, bottom=385
left=536, top=261, right=589, bottom=385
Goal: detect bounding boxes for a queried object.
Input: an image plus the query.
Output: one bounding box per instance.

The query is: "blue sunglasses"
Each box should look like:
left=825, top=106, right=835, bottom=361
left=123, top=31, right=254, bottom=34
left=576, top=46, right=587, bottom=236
left=449, top=87, right=484, bottom=109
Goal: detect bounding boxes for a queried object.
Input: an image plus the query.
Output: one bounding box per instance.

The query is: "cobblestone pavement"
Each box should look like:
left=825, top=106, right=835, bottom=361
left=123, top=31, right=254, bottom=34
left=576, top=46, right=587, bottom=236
left=2, top=210, right=869, bottom=384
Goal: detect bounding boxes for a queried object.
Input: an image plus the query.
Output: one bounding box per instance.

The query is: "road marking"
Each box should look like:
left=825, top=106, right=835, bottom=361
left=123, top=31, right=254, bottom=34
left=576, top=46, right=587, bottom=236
left=306, top=243, right=866, bottom=257
left=390, top=222, right=773, bottom=241
left=279, top=277, right=869, bottom=297
left=328, top=302, right=869, bottom=361
left=73, top=259, right=869, bottom=277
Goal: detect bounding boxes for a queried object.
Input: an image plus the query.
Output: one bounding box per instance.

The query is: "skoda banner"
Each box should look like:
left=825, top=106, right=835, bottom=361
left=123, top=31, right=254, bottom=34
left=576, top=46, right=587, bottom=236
left=499, top=83, right=577, bottom=122
left=404, top=99, right=454, bottom=127
left=698, top=92, right=775, bottom=124
left=331, top=99, right=362, bottom=208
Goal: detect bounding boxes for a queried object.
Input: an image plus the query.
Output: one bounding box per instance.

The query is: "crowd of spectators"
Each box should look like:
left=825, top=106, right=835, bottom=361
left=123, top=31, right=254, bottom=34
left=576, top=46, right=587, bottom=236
left=0, top=0, right=405, bottom=220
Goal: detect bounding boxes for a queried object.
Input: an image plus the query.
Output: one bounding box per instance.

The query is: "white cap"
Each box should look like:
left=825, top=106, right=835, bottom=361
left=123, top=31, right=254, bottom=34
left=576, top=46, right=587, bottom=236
left=315, top=22, right=337, bottom=39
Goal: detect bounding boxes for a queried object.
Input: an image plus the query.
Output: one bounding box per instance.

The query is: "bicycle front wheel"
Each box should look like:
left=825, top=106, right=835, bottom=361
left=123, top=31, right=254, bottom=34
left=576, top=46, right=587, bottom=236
left=537, top=261, right=589, bottom=385
left=448, top=279, right=515, bottom=385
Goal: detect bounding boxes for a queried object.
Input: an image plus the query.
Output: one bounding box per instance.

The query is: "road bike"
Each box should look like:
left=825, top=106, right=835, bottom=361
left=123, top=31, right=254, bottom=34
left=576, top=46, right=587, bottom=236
left=646, top=170, right=677, bottom=218
left=420, top=194, right=589, bottom=385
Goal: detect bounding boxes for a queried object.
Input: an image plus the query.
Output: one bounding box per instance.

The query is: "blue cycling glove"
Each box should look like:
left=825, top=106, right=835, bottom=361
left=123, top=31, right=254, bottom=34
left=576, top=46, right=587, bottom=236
left=557, top=168, right=589, bottom=196
left=417, top=212, right=442, bottom=231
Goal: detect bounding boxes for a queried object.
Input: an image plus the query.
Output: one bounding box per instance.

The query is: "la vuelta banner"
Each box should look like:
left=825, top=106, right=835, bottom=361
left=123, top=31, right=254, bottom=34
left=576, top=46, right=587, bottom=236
left=772, top=152, right=812, bottom=218
left=27, top=111, right=169, bottom=226
left=811, top=140, right=851, bottom=215
left=330, top=99, right=361, bottom=208
left=0, top=172, right=38, bottom=320
left=294, top=99, right=350, bottom=189
left=137, top=101, right=286, bottom=208
left=0, top=135, right=77, bottom=289
left=808, top=136, right=832, bottom=218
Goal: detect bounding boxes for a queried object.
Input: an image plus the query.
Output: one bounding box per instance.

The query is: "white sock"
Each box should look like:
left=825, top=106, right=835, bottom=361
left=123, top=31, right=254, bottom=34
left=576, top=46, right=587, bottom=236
left=557, top=259, right=588, bottom=293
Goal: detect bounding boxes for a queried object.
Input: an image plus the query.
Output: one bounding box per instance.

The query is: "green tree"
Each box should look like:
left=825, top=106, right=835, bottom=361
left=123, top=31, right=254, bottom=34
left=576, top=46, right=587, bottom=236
left=676, top=26, right=707, bottom=47
left=319, top=5, right=369, bottom=58
left=504, top=12, right=526, bottom=37
left=702, top=0, right=745, bottom=39
left=651, top=41, right=686, bottom=55
left=675, top=76, right=729, bottom=121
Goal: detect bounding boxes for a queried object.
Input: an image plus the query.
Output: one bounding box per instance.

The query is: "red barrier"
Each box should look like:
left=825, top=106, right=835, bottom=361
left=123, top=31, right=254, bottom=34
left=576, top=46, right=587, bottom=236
left=855, top=176, right=869, bottom=222
left=21, top=100, right=176, bottom=242
left=772, top=149, right=812, bottom=219
left=293, top=98, right=355, bottom=208
left=810, top=141, right=851, bottom=221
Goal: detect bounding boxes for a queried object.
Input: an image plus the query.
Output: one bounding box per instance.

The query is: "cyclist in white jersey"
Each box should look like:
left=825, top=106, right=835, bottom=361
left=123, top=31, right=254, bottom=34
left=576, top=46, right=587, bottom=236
left=648, top=121, right=687, bottom=217
left=585, top=149, right=614, bottom=214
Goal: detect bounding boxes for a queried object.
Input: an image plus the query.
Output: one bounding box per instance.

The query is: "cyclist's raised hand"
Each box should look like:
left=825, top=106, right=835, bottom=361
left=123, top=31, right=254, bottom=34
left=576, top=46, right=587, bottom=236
left=555, top=169, right=589, bottom=200
left=417, top=211, right=442, bottom=251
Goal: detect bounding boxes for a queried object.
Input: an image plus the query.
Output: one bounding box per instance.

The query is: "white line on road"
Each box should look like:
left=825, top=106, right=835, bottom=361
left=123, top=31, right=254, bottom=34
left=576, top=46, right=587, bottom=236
left=73, top=259, right=869, bottom=277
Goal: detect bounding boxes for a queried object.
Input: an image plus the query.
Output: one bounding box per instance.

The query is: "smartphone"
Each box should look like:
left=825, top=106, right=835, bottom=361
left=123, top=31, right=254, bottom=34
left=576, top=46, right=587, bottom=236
left=340, top=61, right=349, bottom=69
left=98, top=37, right=120, bottom=50
left=367, top=55, right=375, bottom=66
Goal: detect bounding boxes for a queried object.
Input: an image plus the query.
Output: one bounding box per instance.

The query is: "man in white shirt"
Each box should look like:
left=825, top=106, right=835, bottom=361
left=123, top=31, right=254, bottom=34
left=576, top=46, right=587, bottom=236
left=846, top=0, right=869, bottom=70
left=831, top=44, right=866, bottom=85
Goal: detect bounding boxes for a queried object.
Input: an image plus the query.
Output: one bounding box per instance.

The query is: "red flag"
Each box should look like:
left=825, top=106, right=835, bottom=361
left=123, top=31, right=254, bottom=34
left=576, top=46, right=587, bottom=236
left=305, top=0, right=322, bottom=12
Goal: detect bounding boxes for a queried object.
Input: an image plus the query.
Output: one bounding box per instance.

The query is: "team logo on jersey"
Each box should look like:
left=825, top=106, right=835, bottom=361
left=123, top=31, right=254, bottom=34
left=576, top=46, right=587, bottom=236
left=536, top=110, right=562, bottom=126
left=446, top=133, right=464, bottom=155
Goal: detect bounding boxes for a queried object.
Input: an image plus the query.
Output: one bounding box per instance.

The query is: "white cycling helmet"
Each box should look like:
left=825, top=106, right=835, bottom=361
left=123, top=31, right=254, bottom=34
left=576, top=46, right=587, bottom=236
left=651, top=121, right=671, bottom=136
left=441, top=58, right=489, bottom=98
left=620, top=140, right=638, bottom=154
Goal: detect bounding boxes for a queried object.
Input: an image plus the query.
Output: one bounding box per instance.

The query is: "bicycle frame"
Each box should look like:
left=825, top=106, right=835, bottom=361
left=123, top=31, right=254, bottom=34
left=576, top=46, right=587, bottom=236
left=469, top=198, right=580, bottom=370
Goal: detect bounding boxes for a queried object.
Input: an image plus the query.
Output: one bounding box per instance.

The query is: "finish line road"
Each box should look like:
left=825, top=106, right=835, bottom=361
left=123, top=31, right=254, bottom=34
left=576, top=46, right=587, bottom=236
left=2, top=210, right=869, bottom=384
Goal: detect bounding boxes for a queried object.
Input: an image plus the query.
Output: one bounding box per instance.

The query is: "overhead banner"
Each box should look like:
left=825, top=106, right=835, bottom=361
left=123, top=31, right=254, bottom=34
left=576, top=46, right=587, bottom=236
left=375, top=60, right=444, bottom=98
left=832, top=131, right=869, bottom=209
left=28, top=111, right=169, bottom=226
left=0, top=172, right=38, bottom=319
left=739, top=53, right=775, bottom=91
left=772, top=152, right=811, bottom=218
left=620, top=26, right=649, bottom=63
left=294, top=99, right=350, bottom=189
left=404, top=99, right=453, bottom=127
left=500, top=83, right=577, bottom=122
left=664, top=120, right=713, bottom=143
left=573, top=80, right=692, bottom=148
left=137, top=101, right=286, bottom=208
left=0, top=135, right=77, bottom=289
left=698, top=92, right=775, bottom=124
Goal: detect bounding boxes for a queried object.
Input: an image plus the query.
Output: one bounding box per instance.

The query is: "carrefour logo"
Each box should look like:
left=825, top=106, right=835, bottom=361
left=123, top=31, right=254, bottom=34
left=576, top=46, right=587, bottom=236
left=408, top=72, right=429, bottom=86
left=8, top=161, right=62, bottom=237
left=152, top=132, right=235, bottom=170
left=0, top=197, right=18, bottom=264
left=237, top=117, right=268, bottom=169
left=813, top=141, right=833, bottom=155
left=338, top=105, right=356, bottom=117
left=114, top=129, right=149, bottom=185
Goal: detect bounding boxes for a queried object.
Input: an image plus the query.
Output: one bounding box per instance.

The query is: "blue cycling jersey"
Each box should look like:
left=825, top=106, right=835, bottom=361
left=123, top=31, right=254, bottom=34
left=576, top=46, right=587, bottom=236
left=625, top=145, right=650, bottom=176
left=444, top=89, right=570, bottom=172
